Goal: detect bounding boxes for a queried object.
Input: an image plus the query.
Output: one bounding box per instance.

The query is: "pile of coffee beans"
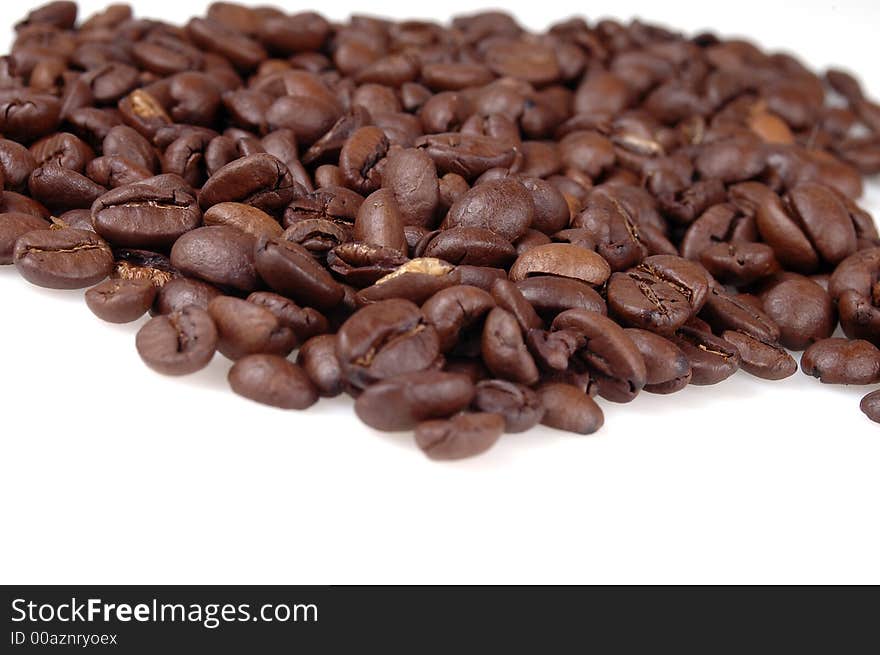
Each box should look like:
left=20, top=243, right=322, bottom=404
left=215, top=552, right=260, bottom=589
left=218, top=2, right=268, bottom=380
left=3, top=2, right=880, bottom=459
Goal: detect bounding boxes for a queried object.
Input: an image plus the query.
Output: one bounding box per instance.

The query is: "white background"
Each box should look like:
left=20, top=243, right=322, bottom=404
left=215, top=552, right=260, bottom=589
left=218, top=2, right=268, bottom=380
left=1, top=0, right=879, bottom=584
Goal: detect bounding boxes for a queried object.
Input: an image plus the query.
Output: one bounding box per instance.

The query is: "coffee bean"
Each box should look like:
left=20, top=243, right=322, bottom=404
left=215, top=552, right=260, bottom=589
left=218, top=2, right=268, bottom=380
left=442, top=178, right=534, bottom=242
left=355, top=371, right=475, bottom=431
left=0, top=212, right=49, bottom=264
left=339, top=126, right=389, bottom=195
left=199, top=153, right=295, bottom=213
left=297, top=334, right=344, bottom=398
left=203, top=202, right=283, bottom=240
left=154, top=276, right=222, bottom=315
left=759, top=274, right=836, bottom=350
left=537, top=383, right=604, bottom=435
left=29, top=164, right=106, bottom=211
left=472, top=379, right=544, bottom=433
left=607, top=271, right=692, bottom=334
left=92, top=180, right=201, bottom=249
left=14, top=227, right=113, bottom=289
left=801, top=338, right=880, bottom=384
left=353, top=188, right=407, bottom=253
left=381, top=147, right=440, bottom=228
left=509, top=243, right=611, bottom=286
left=624, top=328, right=692, bottom=394
left=482, top=307, right=540, bottom=385
left=171, top=226, right=258, bottom=293
left=336, top=299, right=440, bottom=390
left=671, top=325, right=741, bottom=385
left=414, top=412, right=504, bottom=460
left=208, top=295, right=297, bottom=360
left=85, top=278, right=156, bottom=323
left=721, top=330, right=797, bottom=380
left=254, top=236, right=344, bottom=311
left=229, top=355, right=318, bottom=410
left=699, top=241, right=779, bottom=286
left=247, top=291, right=329, bottom=342
left=859, top=390, right=880, bottom=423
left=700, top=286, right=780, bottom=343
left=0, top=90, right=61, bottom=142
left=136, top=306, right=217, bottom=375
left=357, top=257, right=459, bottom=305
left=415, top=133, right=517, bottom=180
left=516, top=276, right=606, bottom=319
left=423, top=285, right=496, bottom=353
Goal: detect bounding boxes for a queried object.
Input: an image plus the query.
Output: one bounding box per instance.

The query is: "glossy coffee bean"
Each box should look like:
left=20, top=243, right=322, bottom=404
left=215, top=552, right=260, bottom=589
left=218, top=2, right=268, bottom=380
left=208, top=296, right=297, bottom=360
left=203, top=202, right=283, bottom=239
left=414, top=412, right=505, bottom=460
left=297, top=334, right=344, bottom=398
left=537, top=383, right=604, bottom=435
left=482, top=307, right=540, bottom=385
left=171, top=226, right=258, bottom=293
left=473, top=379, right=544, bottom=433
left=136, top=306, right=218, bottom=375
left=607, top=271, right=692, bottom=334
left=859, top=390, right=880, bottom=423
left=442, top=178, right=534, bottom=242
left=509, top=243, right=611, bottom=286
left=624, top=328, right=692, bottom=394
left=759, top=274, right=835, bottom=350
left=801, top=338, right=880, bottom=384
left=671, top=325, right=741, bottom=385
left=0, top=212, right=49, bottom=264
left=254, top=236, right=344, bottom=311
left=229, top=355, right=318, bottom=410
left=85, top=278, right=156, bottom=323
left=13, top=227, right=113, bottom=289
left=154, top=277, right=222, bottom=315
left=199, top=153, right=295, bottom=213
left=247, top=291, right=329, bottom=342
left=423, top=285, right=496, bottom=353
left=721, top=330, right=797, bottom=381
left=355, top=371, right=475, bottom=431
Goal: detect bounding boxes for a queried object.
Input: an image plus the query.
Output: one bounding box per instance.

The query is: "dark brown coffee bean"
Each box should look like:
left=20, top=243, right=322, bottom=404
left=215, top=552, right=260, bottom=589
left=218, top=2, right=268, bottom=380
left=355, top=371, right=475, bottom=431
left=786, top=182, right=857, bottom=266
left=353, top=188, right=407, bottom=253
left=297, top=334, right=344, bottom=398
left=30, top=132, right=93, bottom=172
left=423, top=285, right=496, bottom=353
left=254, top=236, right=344, bottom=311
left=472, top=379, right=544, bottom=433
left=509, top=243, right=611, bottom=286
left=336, top=298, right=440, bottom=390
left=482, top=307, right=540, bottom=385
left=170, top=226, right=258, bottom=293
left=721, top=330, right=797, bottom=380
left=136, top=306, right=217, bottom=375
left=186, top=17, right=267, bottom=72
left=418, top=226, right=516, bottom=268
left=442, top=178, right=534, bottom=242
left=199, top=153, right=295, bottom=213
left=636, top=255, right=711, bottom=314
left=516, top=276, right=607, bottom=319
left=415, top=132, right=517, bottom=180
left=85, top=278, right=156, bottom=323
left=339, top=126, right=389, bottom=195
left=0, top=139, right=37, bottom=191
left=247, top=291, right=329, bottom=342
left=154, top=276, right=222, bottom=315
left=671, top=325, right=741, bottom=385
left=759, top=274, right=836, bottom=350
left=229, top=355, right=318, bottom=409
left=0, top=90, right=61, bottom=142
left=490, top=278, right=543, bottom=332
left=607, top=271, right=692, bottom=334
left=801, top=338, right=880, bottom=385
left=699, top=241, right=779, bottom=286
left=381, top=147, right=440, bottom=228
left=623, top=328, right=692, bottom=394
left=0, top=212, right=49, bottom=264
left=414, top=412, right=504, bottom=460
left=356, top=257, right=460, bottom=305
left=208, top=295, right=297, bottom=360
left=28, top=164, right=106, bottom=211
left=92, top=180, right=201, bottom=249
left=859, top=389, right=880, bottom=423
left=700, top=286, right=780, bottom=342
left=13, top=227, right=113, bottom=289
left=537, top=383, right=604, bottom=435
left=203, top=202, right=283, bottom=239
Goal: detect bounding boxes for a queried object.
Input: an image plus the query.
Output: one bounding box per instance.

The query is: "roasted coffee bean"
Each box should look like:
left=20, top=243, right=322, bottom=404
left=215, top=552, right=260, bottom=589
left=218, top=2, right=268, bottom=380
left=759, top=274, right=836, bottom=350
left=247, top=291, right=328, bottom=342
left=699, top=241, right=779, bottom=286
left=0, top=139, right=37, bottom=191
left=786, top=183, right=857, bottom=266
left=442, top=178, right=534, bottom=242
left=537, top=383, right=604, bottom=435
left=357, top=257, right=459, bottom=305
left=85, top=277, right=156, bottom=323
left=414, top=412, right=504, bottom=460
left=92, top=180, right=201, bottom=249
left=339, top=126, right=389, bottom=195
left=472, top=379, right=544, bottom=433
left=859, top=390, right=880, bottom=423
left=482, top=307, right=540, bottom=385
left=254, top=236, right=344, bottom=311
left=283, top=185, right=363, bottom=227
left=170, top=226, right=258, bottom=293
left=336, top=298, right=440, bottom=390
left=572, top=188, right=646, bottom=272
left=297, top=334, right=344, bottom=398
left=111, top=248, right=178, bottom=287
left=721, top=330, right=797, bottom=380
left=418, top=226, right=516, bottom=267
left=229, top=355, right=318, bottom=410
left=491, top=278, right=543, bottom=332
left=353, top=188, right=407, bottom=253
left=509, top=243, right=611, bottom=286
left=423, top=285, right=496, bottom=353
left=13, top=227, right=113, bottom=289
left=415, top=133, right=517, bottom=180
left=380, top=146, right=440, bottom=228
left=801, top=338, right=880, bottom=385
left=0, top=90, right=61, bottom=142
left=635, top=255, right=711, bottom=314
left=30, top=132, right=93, bottom=172
left=204, top=202, right=283, bottom=239
left=0, top=212, right=49, bottom=264
left=700, top=286, right=780, bottom=343
left=326, top=242, right=408, bottom=287
left=154, top=276, right=222, bottom=315
left=355, top=371, right=475, bottom=431
left=516, top=276, right=606, bottom=319
left=607, top=271, right=692, bottom=334
left=671, top=325, right=741, bottom=386
left=28, top=164, right=106, bottom=211
left=199, top=153, right=295, bottom=213
left=551, top=309, right=647, bottom=402
left=136, top=306, right=217, bottom=375
left=623, top=328, right=692, bottom=394
left=208, top=295, right=297, bottom=360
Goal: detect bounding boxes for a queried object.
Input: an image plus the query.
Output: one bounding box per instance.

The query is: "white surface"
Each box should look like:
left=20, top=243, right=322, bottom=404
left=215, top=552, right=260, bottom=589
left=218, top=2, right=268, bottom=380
left=2, top=0, right=880, bottom=585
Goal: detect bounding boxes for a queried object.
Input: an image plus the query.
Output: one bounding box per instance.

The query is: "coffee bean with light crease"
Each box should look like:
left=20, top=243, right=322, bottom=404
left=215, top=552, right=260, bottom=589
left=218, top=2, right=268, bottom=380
left=136, top=306, right=217, bottom=376
left=414, top=412, right=504, bottom=460
left=85, top=278, right=156, bottom=323
left=537, top=383, right=604, bottom=435
left=14, top=227, right=113, bottom=289
left=229, top=355, right=318, bottom=410
left=801, top=338, right=880, bottom=384
left=509, top=243, right=611, bottom=286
